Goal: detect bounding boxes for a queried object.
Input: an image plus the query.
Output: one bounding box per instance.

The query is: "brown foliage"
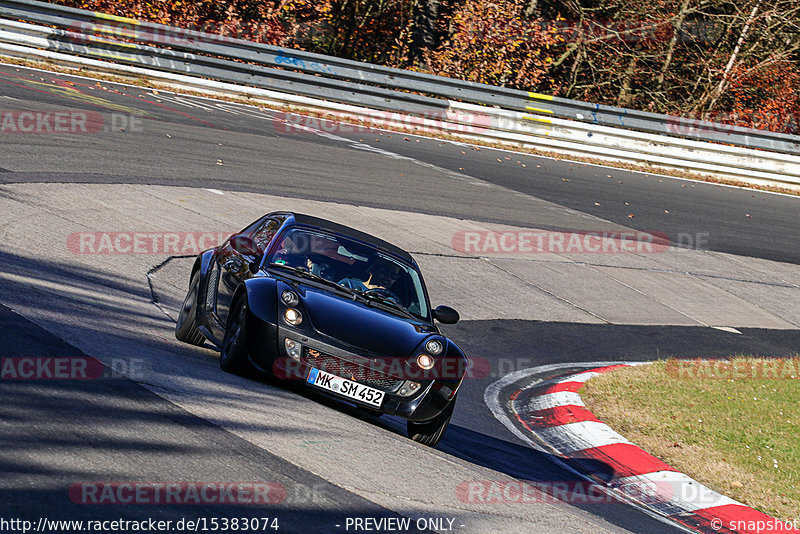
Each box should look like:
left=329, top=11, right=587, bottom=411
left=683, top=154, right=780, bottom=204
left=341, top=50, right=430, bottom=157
left=51, top=0, right=288, bottom=43
left=44, top=0, right=800, bottom=134
left=422, top=0, right=558, bottom=89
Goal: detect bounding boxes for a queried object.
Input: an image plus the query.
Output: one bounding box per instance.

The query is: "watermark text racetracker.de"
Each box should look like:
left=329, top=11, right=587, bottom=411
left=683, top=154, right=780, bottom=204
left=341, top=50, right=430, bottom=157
left=0, top=110, right=143, bottom=134
left=70, top=482, right=286, bottom=505
left=0, top=516, right=281, bottom=533
left=666, top=358, right=800, bottom=380
left=275, top=356, right=604, bottom=382
left=273, top=109, right=492, bottom=135
left=68, top=231, right=233, bottom=255
left=458, top=479, right=730, bottom=506
left=452, top=230, right=671, bottom=254
left=70, top=480, right=333, bottom=506
left=465, top=18, right=721, bottom=44
left=0, top=357, right=147, bottom=380
left=452, top=229, right=713, bottom=254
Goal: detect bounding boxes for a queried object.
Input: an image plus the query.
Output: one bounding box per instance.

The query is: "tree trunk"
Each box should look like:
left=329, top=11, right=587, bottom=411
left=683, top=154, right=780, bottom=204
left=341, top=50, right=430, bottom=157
left=409, top=0, right=441, bottom=65
left=617, top=56, right=638, bottom=107
left=657, top=0, right=691, bottom=90
left=704, top=0, right=763, bottom=111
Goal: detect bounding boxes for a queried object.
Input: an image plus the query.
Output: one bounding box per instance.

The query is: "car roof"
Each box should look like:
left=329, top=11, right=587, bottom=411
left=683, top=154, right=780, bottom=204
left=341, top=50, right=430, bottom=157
left=277, top=212, right=414, bottom=264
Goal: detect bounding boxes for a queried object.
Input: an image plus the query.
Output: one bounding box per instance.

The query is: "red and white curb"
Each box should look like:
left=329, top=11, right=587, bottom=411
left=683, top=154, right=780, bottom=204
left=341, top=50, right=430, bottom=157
left=485, top=362, right=798, bottom=534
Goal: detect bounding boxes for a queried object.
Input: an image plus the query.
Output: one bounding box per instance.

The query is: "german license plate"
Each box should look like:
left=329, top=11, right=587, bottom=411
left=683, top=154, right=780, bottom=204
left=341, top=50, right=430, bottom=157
left=307, top=367, right=385, bottom=408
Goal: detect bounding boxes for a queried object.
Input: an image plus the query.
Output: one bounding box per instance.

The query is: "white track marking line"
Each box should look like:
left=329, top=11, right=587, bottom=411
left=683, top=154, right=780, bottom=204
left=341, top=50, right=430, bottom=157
left=557, top=371, right=602, bottom=383
left=535, top=421, right=632, bottom=453
left=517, top=391, right=585, bottom=412
left=614, top=471, right=740, bottom=515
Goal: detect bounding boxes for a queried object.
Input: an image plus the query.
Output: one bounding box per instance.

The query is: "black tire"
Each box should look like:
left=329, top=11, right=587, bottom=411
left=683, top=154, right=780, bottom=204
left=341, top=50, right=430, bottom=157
left=175, top=271, right=205, bottom=346
left=407, top=394, right=457, bottom=447
left=220, top=296, right=253, bottom=376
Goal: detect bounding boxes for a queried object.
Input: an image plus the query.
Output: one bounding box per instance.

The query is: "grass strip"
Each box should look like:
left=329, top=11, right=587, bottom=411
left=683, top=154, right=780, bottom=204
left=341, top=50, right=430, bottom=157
left=580, top=358, right=800, bottom=520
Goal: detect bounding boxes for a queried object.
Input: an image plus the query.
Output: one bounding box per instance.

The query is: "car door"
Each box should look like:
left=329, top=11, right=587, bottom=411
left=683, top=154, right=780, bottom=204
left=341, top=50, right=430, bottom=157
left=214, top=217, right=281, bottom=330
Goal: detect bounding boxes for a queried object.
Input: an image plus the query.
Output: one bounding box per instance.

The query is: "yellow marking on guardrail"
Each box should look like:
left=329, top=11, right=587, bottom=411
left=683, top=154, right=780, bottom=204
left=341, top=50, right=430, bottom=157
left=92, top=51, right=136, bottom=63
left=522, top=115, right=552, bottom=124
left=86, top=35, right=138, bottom=49
left=528, top=92, right=554, bottom=101
left=525, top=106, right=553, bottom=114
left=94, top=12, right=139, bottom=25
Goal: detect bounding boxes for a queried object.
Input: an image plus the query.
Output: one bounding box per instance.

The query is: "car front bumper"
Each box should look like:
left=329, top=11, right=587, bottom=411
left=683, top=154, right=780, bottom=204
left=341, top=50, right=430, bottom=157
left=246, top=322, right=462, bottom=422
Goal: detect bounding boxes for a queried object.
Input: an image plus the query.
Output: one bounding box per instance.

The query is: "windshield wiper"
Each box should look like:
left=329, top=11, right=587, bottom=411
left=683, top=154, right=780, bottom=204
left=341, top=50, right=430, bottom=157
left=267, top=264, right=415, bottom=318
left=353, top=290, right=416, bottom=319
left=266, top=263, right=361, bottom=299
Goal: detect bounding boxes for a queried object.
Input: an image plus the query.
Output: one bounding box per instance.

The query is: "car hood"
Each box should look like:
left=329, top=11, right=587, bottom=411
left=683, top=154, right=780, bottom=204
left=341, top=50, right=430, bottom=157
left=299, top=286, right=435, bottom=358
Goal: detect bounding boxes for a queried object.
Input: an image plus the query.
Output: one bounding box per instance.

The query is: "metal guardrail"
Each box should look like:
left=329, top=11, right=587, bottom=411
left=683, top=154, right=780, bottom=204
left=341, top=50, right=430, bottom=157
left=0, top=21, right=447, bottom=114
left=1, top=0, right=799, bottom=156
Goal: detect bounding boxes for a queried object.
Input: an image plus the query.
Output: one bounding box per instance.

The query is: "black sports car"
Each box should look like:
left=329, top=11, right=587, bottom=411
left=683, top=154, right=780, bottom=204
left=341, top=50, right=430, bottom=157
left=175, top=212, right=468, bottom=446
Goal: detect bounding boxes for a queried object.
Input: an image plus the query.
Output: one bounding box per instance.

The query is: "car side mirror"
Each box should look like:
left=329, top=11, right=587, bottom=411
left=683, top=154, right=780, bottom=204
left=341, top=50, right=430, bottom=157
left=432, top=305, right=459, bottom=324
left=230, top=234, right=263, bottom=273
left=230, top=234, right=260, bottom=256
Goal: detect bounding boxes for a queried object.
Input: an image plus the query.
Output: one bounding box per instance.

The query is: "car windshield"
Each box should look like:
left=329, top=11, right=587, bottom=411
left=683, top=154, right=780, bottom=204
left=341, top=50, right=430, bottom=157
left=266, top=226, right=429, bottom=319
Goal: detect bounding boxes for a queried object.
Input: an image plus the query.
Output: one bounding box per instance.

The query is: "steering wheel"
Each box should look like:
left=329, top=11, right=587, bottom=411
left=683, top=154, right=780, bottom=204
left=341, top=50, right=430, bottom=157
left=364, top=287, right=401, bottom=304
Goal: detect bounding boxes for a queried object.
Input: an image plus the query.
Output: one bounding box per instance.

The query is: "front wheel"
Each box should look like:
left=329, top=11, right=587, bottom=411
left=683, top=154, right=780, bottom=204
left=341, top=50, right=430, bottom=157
left=220, top=297, right=253, bottom=376
left=407, top=394, right=457, bottom=447
left=175, top=271, right=205, bottom=346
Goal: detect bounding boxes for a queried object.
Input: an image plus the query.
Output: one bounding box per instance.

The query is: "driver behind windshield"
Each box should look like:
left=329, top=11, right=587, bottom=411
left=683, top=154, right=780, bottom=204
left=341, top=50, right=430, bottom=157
left=306, top=258, right=334, bottom=281
left=270, top=240, right=334, bottom=281
left=338, top=259, right=401, bottom=303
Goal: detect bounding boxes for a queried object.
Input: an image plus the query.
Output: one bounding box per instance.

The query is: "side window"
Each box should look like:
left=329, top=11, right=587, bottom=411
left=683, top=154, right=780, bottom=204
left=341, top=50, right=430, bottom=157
left=239, top=218, right=265, bottom=237
left=249, top=219, right=280, bottom=253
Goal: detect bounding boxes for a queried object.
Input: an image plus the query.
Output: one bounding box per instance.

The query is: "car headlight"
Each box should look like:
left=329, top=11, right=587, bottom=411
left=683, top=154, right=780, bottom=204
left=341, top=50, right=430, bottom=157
left=417, top=353, right=434, bottom=370
left=284, top=308, right=302, bottom=325
left=281, top=290, right=299, bottom=307
left=425, top=339, right=444, bottom=356
left=284, top=338, right=302, bottom=359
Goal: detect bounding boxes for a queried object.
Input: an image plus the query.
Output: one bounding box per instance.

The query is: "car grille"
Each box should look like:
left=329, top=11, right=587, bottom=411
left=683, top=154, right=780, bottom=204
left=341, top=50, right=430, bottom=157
left=301, top=348, right=402, bottom=392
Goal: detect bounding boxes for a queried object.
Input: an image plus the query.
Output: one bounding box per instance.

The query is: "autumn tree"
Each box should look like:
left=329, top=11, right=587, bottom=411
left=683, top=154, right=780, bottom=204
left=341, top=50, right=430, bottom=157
left=45, top=0, right=800, bottom=133
left=689, top=0, right=800, bottom=132
left=51, top=0, right=289, bottom=43
left=533, top=0, right=800, bottom=130
left=423, top=0, right=559, bottom=88
left=287, top=0, right=414, bottom=64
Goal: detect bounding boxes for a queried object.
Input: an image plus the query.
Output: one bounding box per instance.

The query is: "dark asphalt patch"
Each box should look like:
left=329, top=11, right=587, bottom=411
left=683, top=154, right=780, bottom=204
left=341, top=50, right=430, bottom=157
left=0, top=303, right=424, bottom=533
left=2, top=62, right=799, bottom=264
left=319, top=113, right=800, bottom=265
left=444, top=320, right=800, bottom=368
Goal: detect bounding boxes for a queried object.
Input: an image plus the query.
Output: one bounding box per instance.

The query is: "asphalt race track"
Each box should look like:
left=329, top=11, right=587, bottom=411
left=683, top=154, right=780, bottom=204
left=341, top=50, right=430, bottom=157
left=1, top=62, right=799, bottom=533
